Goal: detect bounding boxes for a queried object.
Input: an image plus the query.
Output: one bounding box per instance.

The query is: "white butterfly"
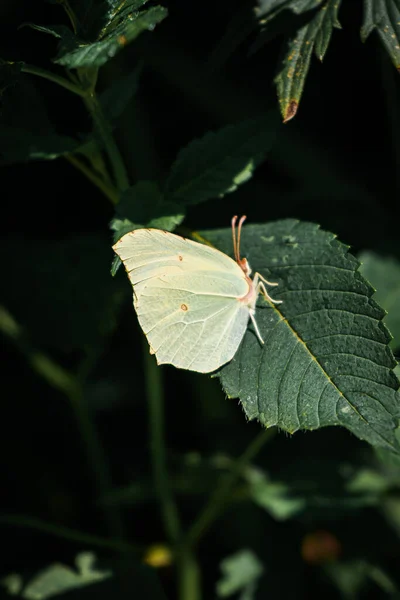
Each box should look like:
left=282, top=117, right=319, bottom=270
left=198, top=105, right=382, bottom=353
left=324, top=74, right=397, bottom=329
left=113, top=216, right=282, bottom=373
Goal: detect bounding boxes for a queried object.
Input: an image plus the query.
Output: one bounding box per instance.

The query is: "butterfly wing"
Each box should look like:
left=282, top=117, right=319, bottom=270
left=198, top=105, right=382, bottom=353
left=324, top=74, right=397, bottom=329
left=113, top=229, right=250, bottom=373
left=134, top=272, right=250, bottom=372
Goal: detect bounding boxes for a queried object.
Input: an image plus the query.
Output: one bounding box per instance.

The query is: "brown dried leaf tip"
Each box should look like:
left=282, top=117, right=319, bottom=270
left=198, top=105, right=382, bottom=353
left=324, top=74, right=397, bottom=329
left=283, top=100, right=298, bottom=123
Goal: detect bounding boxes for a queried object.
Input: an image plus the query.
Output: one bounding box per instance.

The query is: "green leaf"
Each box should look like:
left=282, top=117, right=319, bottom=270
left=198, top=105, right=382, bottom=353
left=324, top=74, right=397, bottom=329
left=216, top=549, right=264, bottom=598
left=18, top=22, right=76, bottom=41
left=361, top=0, right=400, bottom=70
left=244, top=466, right=306, bottom=520
left=116, top=180, right=185, bottom=232
left=54, top=6, right=167, bottom=69
left=0, top=74, right=80, bottom=164
left=202, top=219, right=400, bottom=452
left=314, top=0, right=343, bottom=60
left=116, top=180, right=163, bottom=222
left=111, top=182, right=185, bottom=274
left=1, top=552, right=168, bottom=600
left=325, top=560, right=398, bottom=599
left=0, top=552, right=111, bottom=599
left=0, top=126, right=79, bottom=164
left=358, top=251, right=400, bottom=348
left=99, top=63, right=142, bottom=122
left=275, top=1, right=343, bottom=122
left=164, top=114, right=279, bottom=205
left=255, top=0, right=324, bottom=23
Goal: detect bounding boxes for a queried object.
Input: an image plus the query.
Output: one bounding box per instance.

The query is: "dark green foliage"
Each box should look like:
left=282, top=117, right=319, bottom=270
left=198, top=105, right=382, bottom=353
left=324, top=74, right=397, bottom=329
left=1, top=1, right=400, bottom=599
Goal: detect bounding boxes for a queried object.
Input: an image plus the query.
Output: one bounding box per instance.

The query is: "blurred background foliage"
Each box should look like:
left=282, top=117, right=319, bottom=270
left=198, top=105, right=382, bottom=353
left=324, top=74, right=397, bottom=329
left=1, top=0, right=400, bottom=598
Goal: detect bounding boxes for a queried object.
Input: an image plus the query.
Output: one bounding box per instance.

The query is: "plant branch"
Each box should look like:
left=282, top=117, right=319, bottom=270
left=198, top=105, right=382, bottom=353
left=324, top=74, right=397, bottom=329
left=0, top=515, right=139, bottom=554
left=83, top=93, right=130, bottom=193
left=65, top=154, right=119, bottom=204
left=144, top=347, right=182, bottom=546
left=0, top=306, right=124, bottom=542
left=21, top=64, right=87, bottom=96
left=183, top=428, right=275, bottom=549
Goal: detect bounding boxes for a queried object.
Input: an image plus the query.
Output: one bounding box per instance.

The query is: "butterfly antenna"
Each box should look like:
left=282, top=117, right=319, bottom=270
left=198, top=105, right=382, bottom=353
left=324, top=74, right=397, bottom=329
left=231, top=215, right=238, bottom=261
left=237, top=215, right=247, bottom=261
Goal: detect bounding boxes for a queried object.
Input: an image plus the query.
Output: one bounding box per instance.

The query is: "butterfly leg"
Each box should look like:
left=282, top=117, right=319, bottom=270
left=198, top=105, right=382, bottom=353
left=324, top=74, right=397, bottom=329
left=254, top=273, right=283, bottom=305
left=249, top=308, right=265, bottom=345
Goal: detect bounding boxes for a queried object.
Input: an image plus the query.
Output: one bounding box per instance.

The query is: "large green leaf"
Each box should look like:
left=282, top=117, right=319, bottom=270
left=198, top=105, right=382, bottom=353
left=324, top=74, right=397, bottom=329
left=24, top=2, right=167, bottom=70
left=55, top=6, right=167, bottom=69
left=274, top=0, right=342, bottom=122
left=361, top=0, right=400, bottom=70
left=164, top=114, right=279, bottom=205
left=358, top=251, right=400, bottom=349
left=202, top=220, right=400, bottom=452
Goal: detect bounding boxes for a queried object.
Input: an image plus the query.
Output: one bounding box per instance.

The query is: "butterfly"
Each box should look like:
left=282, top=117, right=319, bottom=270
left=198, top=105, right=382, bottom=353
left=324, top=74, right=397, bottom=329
left=113, top=216, right=281, bottom=373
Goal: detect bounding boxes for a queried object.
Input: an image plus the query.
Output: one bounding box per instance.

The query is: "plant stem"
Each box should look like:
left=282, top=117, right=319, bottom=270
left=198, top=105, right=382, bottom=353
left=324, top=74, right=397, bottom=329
left=68, top=382, right=125, bottom=541
left=0, top=515, right=139, bottom=554
left=65, top=154, right=119, bottom=204
left=83, top=92, right=130, bottom=193
left=177, top=551, right=201, bottom=600
left=21, top=64, right=87, bottom=96
left=144, top=347, right=181, bottom=546
left=184, top=428, right=275, bottom=549
left=0, top=306, right=124, bottom=543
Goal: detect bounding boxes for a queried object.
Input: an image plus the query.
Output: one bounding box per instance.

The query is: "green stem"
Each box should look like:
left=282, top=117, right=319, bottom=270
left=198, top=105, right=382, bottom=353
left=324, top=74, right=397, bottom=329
left=177, top=551, right=201, bottom=600
left=0, top=306, right=124, bottom=543
left=184, top=428, right=275, bottom=549
left=68, top=382, right=126, bottom=541
left=83, top=92, right=130, bottom=193
left=21, top=64, right=87, bottom=96
left=144, top=347, right=182, bottom=546
left=65, top=154, right=119, bottom=204
left=0, top=515, right=139, bottom=554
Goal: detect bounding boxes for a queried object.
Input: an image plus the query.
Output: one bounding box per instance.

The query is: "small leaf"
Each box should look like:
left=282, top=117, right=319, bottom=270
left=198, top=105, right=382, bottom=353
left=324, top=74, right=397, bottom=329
left=203, top=220, right=400, bottom=452
left=325, top=560, right=398, bottom=599
left=116, top=181, right=185, bottom=230
left=0, top=127, right=79, bottom=164
left=358, top=251, right=400, bottom=348
left=54, top=6, right=167, bottom=69
left=0, top=73, right=80, bottom=164
left=314, top=0, right=343, bottom=61
left=3, top=552, right=111, bottom=599
left=117, top=180, right=163, bottom=221
left=111, top=183, right=184, bottom=274
left=18, top=22, right=76, bottom=41
left=275, top=1, right=342, bottom=122
left=164, top=114, right=279, bottom=205
left=244, top=466, right=306, bottom=520
left=216, top=549, right=264, bottom=598
left=361, top=0, right=400, bottom=70
left=99, top=63, right=142, bottom=122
